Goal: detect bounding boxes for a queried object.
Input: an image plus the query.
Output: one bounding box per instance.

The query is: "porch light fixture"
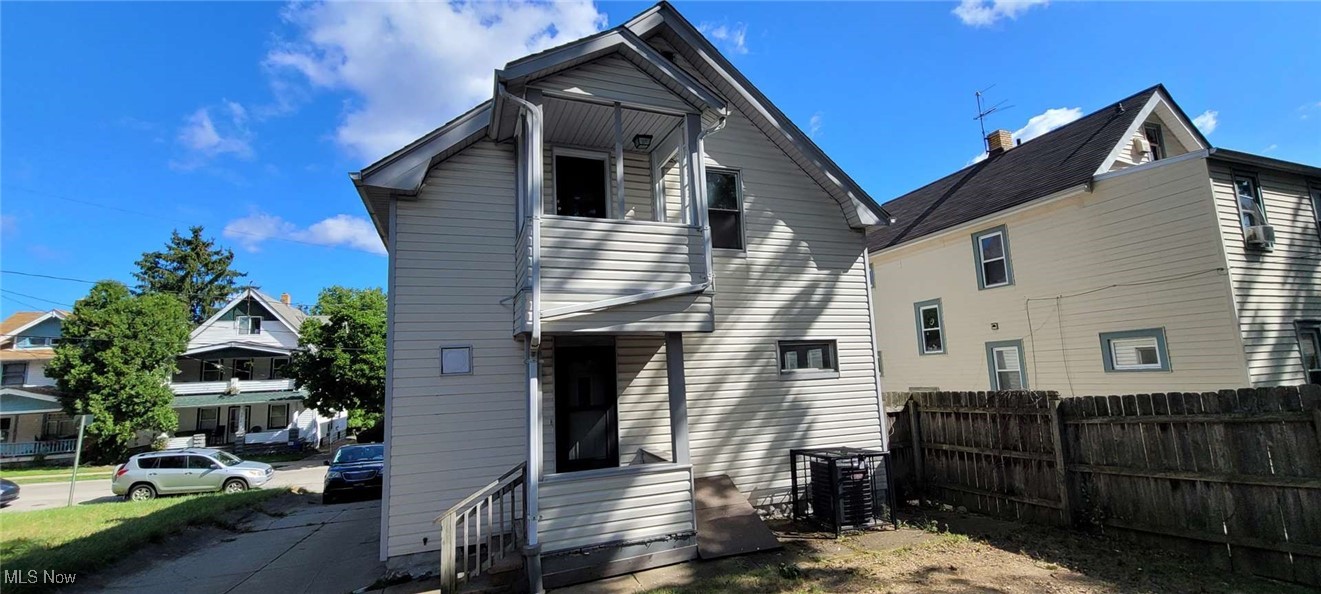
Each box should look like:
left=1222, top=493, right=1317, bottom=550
left=632, top=134, right=653, bottom=150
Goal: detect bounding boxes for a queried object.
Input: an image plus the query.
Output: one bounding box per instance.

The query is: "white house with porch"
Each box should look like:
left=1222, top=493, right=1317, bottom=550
left=168, top=288, right=346, bottom=448
left=0, top=310, right=80, bottom=461
left=353, top=2, right=891, bottom=590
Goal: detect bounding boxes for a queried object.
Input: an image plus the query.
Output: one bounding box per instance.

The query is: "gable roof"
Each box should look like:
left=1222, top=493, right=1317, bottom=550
left=1, top=309, right=69, bottom=348
left=189, top=288, right=306, bottom=340
left=867, top=85, right=1201, bottom=251
left=353, top=1, right=890, bottom=240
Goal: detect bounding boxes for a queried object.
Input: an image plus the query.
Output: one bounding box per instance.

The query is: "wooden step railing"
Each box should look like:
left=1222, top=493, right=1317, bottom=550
left=435, top=462, right=526, bottom=592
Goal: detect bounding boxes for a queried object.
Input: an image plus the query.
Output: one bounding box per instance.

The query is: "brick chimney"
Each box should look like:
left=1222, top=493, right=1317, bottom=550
left=986, top=129, right=1014, bottom=155
left=280, top=293, right=291, bottom=306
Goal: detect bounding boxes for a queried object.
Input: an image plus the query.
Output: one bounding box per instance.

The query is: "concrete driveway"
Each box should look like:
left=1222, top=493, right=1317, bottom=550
left=2, top=463, right=330, bottom=512
left=75, top=498, right=385, bottom=594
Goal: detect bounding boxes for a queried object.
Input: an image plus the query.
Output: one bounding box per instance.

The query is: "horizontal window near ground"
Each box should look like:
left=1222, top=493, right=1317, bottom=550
left=1100, top=328, right=1171, bottom=372
left=778, top=340, right=838, bottom=376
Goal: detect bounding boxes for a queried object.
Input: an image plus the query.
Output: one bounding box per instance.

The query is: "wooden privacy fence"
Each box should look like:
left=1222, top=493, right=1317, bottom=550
left=885, top=386, right=1321, bottom=587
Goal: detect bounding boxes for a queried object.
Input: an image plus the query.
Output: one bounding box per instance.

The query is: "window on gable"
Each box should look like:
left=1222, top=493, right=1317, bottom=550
left=1297, top=322, right=1321, bottom=385
left=2, top=362, right=27, bottom=386
left=1143, top=123, right=1165, bottom=161
left=1100, top=328, right=1171, bottom=372
left=1234, top=174, right=1267, bottom=229
left=914, top=299, right=945, bottom=355
left=972, top=226, right=1014, bottom=289
left=238, top=316, right=262, bottom=335
left=986, top=341, right=1026, bottom=390
left=202, top=359, right=224, bottom=382
left=706, top=169, right=744, bottom=250
left=553, top=151, right=609, bottom=219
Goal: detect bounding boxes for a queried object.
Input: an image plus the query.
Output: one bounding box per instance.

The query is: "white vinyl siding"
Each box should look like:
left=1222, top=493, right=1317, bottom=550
left=538, top=466, right=694, bottom=553
left=1111, top=338, right=1161, bottom=369
left=1210, top=160, right=1321, bottom=386
left=531, top=54, right=696, bottom=113
left=872, top=156, right=1249, bottom=394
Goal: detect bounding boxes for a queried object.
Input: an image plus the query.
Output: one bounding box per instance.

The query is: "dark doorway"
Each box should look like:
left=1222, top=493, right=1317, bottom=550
left=554, top=343, right=618, bottom=472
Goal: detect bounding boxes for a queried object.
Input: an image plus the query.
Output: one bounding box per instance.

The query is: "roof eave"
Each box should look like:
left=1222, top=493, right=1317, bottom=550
left=1209, top=148, right=1321, bottom=178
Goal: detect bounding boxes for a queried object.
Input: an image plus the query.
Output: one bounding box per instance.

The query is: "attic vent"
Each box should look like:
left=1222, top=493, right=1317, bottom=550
left=660, top=50, right=677, bottom=61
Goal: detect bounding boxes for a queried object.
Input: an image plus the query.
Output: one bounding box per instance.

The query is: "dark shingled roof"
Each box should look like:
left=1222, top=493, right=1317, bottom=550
left=868, top=85, right=1164, bottom=251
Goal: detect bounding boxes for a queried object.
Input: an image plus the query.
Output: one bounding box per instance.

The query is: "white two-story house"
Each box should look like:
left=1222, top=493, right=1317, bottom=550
left=352, top=2, right=892, bottom=589
left=869, top=85, right=1321, bottom=395
left=168, top=288, right=345, bottom=447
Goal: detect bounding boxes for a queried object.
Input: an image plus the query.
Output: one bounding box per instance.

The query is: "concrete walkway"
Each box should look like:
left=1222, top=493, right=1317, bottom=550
left=80, top=499, right=384, bottom=594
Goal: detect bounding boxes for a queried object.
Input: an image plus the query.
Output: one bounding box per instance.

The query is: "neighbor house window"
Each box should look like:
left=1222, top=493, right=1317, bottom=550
left=268, top=404, right=290, bottom=429
left=914, top=299, right=945, bottom=355
left=202, top=359, right=224, bottom=382
left=553, top=150, right=609, bottom=218
left=1100, top=328, right=1171, bottom=372
left=707, top=169, right=744, bottom=250
left=1234, top=174, right=1267, bottom=229
left=985, top=340, right=1027, bottom=390
left=43, top=412, right=76, bottom=438
left=18, top=336, right=53, bottom=348
left=1143, top=123, right=1165, bottom=161
left=197, top=408, right=219, bottom=432
left=440, top=345, right=473, bottom=375
left=233, top=359, right=254, bottom=381
left=2, top=362, right=27, bottom=386
left=777, top=340, right=838, bottom=378
left=972, top=226, right=1014, bottom=289
left=238, top=315, right=262, bottom=335
left=271, top=357, right=289, bottom=380
left=1297, top=322, right=1321, bottom=385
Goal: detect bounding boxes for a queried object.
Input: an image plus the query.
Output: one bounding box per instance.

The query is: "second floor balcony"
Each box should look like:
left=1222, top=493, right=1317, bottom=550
left=172, top=352, right=296, bottom=395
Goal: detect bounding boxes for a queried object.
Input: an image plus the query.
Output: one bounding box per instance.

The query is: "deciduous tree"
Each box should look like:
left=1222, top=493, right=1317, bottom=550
left=289, top=287, right=386, bottom=426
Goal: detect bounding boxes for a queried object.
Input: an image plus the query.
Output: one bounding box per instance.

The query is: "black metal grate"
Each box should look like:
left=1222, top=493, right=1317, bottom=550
left=791, top=447, right=896, bottom=537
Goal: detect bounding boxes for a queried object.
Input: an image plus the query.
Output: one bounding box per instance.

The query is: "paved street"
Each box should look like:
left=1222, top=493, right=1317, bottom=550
left=1, top=462, right=329, bottom=512
left=74, top=499, right=384, bottom=594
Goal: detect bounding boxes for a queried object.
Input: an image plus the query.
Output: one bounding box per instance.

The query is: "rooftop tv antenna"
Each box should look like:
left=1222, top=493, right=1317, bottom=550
left=974, top=85, right=1014, bottom=149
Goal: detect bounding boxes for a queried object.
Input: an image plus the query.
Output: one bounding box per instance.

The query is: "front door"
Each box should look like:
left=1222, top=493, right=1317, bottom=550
left=554, top=343, right=618, bottom=473
left=226, top=406, right=251, bottom=443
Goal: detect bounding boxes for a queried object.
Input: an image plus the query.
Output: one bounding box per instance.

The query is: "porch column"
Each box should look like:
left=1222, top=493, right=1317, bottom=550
left=235, top=407, right=246, bottom=442
left=665, top=332, right=690, bottom=465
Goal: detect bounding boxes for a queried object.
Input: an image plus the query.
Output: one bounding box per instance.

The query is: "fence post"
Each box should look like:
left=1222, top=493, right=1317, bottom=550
left=908, top=395, right=924, bottom=496
left=1048, top=396, right=1073, bottom=526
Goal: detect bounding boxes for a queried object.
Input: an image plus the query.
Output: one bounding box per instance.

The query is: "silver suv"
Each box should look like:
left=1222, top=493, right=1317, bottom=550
left=112, top=449, right=274, bottom=501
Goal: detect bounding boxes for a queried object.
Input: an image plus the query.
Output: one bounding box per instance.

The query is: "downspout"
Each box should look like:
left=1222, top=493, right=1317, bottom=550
left=694, top=113, right=727, bottom=287
left=498, top=83, right=545, bottom=594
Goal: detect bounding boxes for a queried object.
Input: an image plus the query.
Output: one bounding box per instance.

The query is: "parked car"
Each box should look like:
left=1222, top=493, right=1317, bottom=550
left=112, top=449, right=274, bottom=501
left=0, top=479, right=19, bottom=507
left=323, top=444, right=384, bottom=504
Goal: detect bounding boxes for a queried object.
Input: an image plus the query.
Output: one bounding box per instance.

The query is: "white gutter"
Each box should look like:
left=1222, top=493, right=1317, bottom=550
left=499, top=86, right=545, bottom=349
left=696, top=114, right=727, bottom=287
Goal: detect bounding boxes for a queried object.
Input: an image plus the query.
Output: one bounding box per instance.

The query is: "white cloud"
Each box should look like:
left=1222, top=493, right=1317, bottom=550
left=699, top=21, right=748, bottom=55
left=1, top=214, right=17, bottom=235
left=266, top=1, right=607, bottom=163
left=224, top=211, right=386, bottom=255
left=1264, top=143, right=1278, bottom=154
left=173, top=104, right=254, bottom=171
left=1192, top=109, right=1219, bottom=134
left=953, top=0, right=1049, bottom=27
left=969, top=106, right=1082, bottom=164
left=809, top=112, right=824, bottom=138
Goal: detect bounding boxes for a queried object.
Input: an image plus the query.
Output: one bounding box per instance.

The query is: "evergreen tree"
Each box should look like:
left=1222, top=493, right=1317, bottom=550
left=133, top=226, right=246, bottom=325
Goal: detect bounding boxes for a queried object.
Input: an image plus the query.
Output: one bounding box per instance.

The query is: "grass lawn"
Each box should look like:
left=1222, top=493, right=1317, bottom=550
left=0, top=488, right=285, bottom=591
left=0, top=465, right=119, bottom=485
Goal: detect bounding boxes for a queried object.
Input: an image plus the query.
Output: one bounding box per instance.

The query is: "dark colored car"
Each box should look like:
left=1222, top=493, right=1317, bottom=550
left=1, top=478, right=19, bottom=506
left=323, top=444, right=384, bottom=504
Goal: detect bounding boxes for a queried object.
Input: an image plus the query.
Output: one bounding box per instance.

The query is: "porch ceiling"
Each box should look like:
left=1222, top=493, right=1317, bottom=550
left=0, top=392, right=64, bottom=414
left=543, top=97, right=681, bottom=153
left=172, top=390, right=305, bottom=408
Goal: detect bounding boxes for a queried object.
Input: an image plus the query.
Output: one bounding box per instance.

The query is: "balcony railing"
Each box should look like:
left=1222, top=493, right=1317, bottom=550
left=170, top=378, right=297, bottom=395
left=0, top=438, right=78, bottom=458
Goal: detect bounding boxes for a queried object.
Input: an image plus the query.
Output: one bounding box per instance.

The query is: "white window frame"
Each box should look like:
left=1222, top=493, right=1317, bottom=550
left=706, top=167, right=746, bottom=252
left=1110, top=338, right=1162, bottom=371
left=268, top=404, right=290, bottom=429
left=1100, top=328, right=1171, bottom=373
left=201, top=359, right=224, bottom=382
left=1233, top=172, right=1267, bottom=230
left=1296, top=321, right=1321, bottom=384
left=776, top=339, right=839, bottom=380
left=440, top=345, right=474, bottom=376
left=914, top=299, right=945, bottom=356
left=1310, top=186, right=1321, bottom=240
left=1143, top=123, right=1165, bottom=161
left=550, top=147, right=612, bottom=220
left=985, top=341, right=1027, bottom=390
left=972, top=226, right=1013, bottom=289
left=237, top=315, right=262, bottom=335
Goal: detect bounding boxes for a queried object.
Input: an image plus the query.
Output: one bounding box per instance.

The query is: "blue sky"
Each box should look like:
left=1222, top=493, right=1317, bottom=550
left=3, top=1, right=1318, bottom=318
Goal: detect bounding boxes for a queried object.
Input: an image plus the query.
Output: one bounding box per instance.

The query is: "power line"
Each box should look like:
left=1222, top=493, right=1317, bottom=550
left=1, top=270, right=98, bottom=284
left=1, top=271, right=317, bottom=309
left=1, top=293, right=45, bottom=311
left=0, top=289, right=73, bottom=308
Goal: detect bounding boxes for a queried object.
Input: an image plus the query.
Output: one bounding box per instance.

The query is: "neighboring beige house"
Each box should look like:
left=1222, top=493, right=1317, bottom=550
left=0, top=309, right=78, bottom=460
left=352, top=2, right=891, bottom=588
left=869, top=85, right=1321, bottom=396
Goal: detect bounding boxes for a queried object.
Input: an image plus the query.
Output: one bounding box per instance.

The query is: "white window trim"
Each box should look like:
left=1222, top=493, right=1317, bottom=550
left=977, top=231, right=1010, bottom=289
left=202, top=359, right=224, bottom=382
left=775, top=338, right=840, bottom=380
left=917, top=303, right=945, bottom=355
left=1233, top=172, right=1267, bottom=230
left=991, top=346, right=1025, bottom=390
left=237, top=315, right=262, bottom=335
left=550, top=147, right=613, bottom=220
left=1109, top=337, right=1163, bottom=371
left=1143, top=123, right=1165, bottom=161
left=706, top=167, right=746, bottom=253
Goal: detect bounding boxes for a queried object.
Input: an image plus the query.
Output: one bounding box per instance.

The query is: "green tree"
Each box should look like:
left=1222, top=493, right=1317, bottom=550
left=289, top=287, right=387, bottom=426
left=133, top=226, right=246, bottom=325
left=45, top=281, right=191, bottom=462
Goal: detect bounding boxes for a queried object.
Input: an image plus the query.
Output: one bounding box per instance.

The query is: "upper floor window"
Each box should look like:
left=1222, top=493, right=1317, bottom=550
left=17, top=336, right=54, bottom=349
left=1234, top=174, right=1267, bottom=229
left=914, top=299, right=945, bottom=355
left=238, top=316, right=262, bottom=335
left=707, top=169, right=744, bottom=250
left=1100, top=328, right=1171, bottom=372
left=1310, top=187, right=1321, bottom=238
left=553, top=150, right=609, bottom=219
left=233, top=359, right=254, bottom=381
left=1298, top=322, right=1321, bottom=385
left=202, top=359, right=224, bottom=382
left=271, top=357, right=290, bottom=380
left=1143, top=123, right=1165, bottom=161
left=2, top=362, right=27, bottom=386
left=972, top=226, right=1014, bottom=289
